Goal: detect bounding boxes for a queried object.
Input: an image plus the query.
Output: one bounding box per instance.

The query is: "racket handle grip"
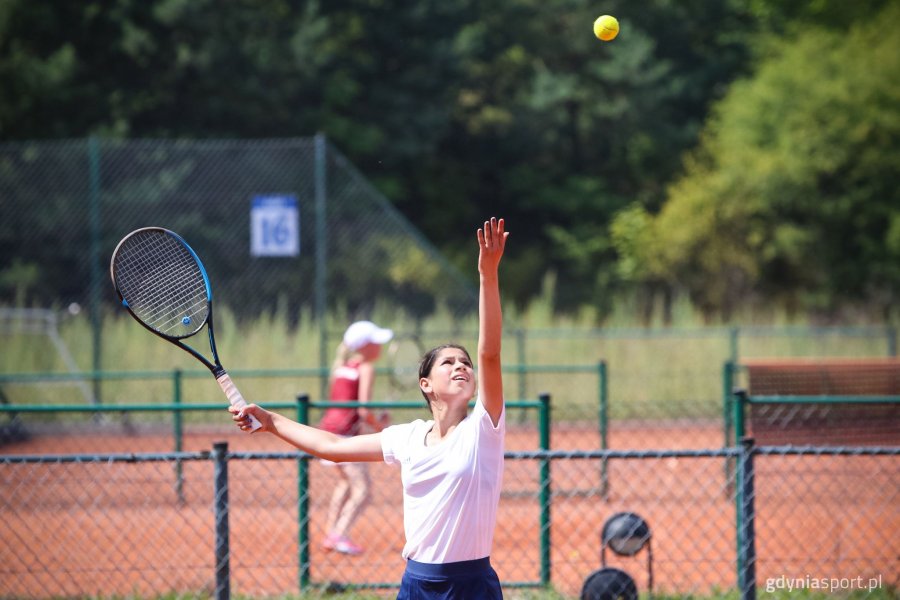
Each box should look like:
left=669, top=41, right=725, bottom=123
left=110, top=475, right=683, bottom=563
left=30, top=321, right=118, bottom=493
left=217, top=373, right=262, bottom=432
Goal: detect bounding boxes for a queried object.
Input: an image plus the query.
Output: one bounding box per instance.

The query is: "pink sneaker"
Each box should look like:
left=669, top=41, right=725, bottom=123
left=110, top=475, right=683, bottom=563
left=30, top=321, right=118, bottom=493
left=322, top=533, right=339, bottom=551
left=323, top=533, right=363, bottom=555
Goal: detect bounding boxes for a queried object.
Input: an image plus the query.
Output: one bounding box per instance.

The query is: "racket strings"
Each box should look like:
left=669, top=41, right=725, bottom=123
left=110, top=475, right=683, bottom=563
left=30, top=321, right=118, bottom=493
left=114, top=230, right=209, bottom=337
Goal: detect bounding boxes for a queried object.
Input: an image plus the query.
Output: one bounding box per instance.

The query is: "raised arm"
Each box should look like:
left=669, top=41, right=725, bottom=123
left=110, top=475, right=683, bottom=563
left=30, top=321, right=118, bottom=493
left=229, top=404, right=384, bottom=462
left=477, top=217, right=509, bottom=425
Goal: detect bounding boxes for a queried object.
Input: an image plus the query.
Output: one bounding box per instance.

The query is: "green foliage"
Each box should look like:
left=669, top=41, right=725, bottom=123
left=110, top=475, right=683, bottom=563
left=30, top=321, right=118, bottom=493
left=2, top=0, right=897, bottom=321
left=747, top=0, right=893, bottom=32
left=760, top=585, right=898, bottom=600
left=0, top=0, right=757, bottom=319
left=614, top=3, right=900, bottom=319
left=0, top=258, right=40, bottom=305
left=6, top=297, right=893, bottom=423
left=425, top=0, right=755, bottom=312
left=21, top=580, right=900, bottom=599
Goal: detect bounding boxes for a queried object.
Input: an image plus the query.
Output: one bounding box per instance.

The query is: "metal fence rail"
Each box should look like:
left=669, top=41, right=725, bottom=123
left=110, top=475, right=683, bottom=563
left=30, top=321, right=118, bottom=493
left=0, top=364, right=607, bottom=453
left=4, top=317, right=898, bottom=450
left=0, top=363, right=605, bottom=420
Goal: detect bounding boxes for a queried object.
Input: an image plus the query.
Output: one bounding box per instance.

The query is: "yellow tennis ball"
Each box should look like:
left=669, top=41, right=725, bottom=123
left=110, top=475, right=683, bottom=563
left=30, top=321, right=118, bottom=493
left=593, top=15, right=619, bottom=41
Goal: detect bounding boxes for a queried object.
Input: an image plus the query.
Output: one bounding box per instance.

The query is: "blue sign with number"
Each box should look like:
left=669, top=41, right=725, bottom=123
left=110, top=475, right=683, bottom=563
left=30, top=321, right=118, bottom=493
left=251, top=195, right=299, bottom=257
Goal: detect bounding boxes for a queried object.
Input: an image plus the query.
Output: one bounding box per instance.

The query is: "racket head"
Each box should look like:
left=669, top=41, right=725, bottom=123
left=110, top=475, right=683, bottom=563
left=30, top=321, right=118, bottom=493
left=386, top=334, right=426, bottom=397
left=111, top=227, right=212, bottom=341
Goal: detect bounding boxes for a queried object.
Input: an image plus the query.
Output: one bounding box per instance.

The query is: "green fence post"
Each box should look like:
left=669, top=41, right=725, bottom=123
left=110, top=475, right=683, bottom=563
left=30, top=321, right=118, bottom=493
left=723, top=362, right=735, bottom=496
left=729, top=326, right=740, bottom=363
left=723, top=362, right=735, bottom=448
left=314, top=133, right=329, bottom=401
left=87, top=136, right=102, bottom=405
left=212, top=441, right=230, bottom=600
left=732, top=389, right=747, bottom=444
left=516, top=329, right=527, bottom=423
left=538, top=392, right=551, bottom=587
left=735, top=437, right=757, bottom=600
left=297, top=393, right=311, bottom=590
left=598, top=361, right=609, bottom=499
left=173, top=369, right=184, bottom=505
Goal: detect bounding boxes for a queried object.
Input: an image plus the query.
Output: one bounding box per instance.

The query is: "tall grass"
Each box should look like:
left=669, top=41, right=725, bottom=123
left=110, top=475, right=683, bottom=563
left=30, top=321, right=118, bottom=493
left=1, top=293, right=894, bottom=422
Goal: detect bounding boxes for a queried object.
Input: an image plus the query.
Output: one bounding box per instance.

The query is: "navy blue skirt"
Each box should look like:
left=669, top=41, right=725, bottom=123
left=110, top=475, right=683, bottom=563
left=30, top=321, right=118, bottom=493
left=397, top=556, right=503, bottom=599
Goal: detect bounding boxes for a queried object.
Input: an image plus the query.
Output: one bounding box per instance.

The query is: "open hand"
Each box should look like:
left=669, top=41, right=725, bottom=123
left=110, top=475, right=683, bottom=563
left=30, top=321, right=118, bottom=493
left=477, top=217, right=508, bottom=274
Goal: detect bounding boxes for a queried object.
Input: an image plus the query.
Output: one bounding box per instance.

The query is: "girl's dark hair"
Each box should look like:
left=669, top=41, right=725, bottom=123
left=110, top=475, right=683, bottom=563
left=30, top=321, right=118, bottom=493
left=418, top=344, right=471, bottom=407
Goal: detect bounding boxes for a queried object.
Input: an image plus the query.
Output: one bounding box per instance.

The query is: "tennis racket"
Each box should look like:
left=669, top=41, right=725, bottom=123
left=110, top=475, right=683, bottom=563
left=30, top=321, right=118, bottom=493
left=110, top=227, right=261, bottom=431
left=386, top=333, right=425, bottom=399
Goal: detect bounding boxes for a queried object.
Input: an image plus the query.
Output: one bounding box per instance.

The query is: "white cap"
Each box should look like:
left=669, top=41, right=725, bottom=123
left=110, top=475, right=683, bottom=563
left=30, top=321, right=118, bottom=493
left=343, top=320, right=393, bottom=351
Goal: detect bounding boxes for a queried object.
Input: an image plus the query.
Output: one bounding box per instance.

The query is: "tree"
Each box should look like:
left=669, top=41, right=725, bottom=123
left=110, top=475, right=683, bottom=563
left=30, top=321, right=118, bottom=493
left=1, top=0, right=767, bottom=316
left=413, top=0, right=755, bottom=312
left=613, top=2, right=900, bottom=319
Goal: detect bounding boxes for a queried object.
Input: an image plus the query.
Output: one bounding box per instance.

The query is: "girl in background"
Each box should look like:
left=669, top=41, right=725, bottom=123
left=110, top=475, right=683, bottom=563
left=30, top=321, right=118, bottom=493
left=319, top=320, right=393, bottom=555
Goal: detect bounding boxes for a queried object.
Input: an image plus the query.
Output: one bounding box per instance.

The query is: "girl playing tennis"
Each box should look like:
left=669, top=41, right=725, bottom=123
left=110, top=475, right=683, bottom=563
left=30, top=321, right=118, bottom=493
left=319, top=320, right=393, bottom=555
left=231, top=217, right=509, bottom=599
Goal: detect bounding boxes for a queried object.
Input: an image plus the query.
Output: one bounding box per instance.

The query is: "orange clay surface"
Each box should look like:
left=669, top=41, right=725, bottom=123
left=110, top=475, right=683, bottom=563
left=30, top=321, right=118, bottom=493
left=1, top=421, right=896, bottom=598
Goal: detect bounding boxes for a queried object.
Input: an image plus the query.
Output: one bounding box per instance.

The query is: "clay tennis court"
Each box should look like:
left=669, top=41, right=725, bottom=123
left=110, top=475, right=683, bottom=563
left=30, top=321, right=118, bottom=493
left=1, top=421, right=897, bottom=598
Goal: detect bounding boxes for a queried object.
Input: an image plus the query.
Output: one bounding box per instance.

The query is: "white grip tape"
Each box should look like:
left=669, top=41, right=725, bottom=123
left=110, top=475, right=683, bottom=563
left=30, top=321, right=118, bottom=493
left=216, top=373, right=262, bottom=432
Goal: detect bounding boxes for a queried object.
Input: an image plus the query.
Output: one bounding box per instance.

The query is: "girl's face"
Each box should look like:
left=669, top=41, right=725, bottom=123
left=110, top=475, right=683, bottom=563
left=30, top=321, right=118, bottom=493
left=357, top=342, right=383, bottom=362
left=419, top=347, right=475, bottom=403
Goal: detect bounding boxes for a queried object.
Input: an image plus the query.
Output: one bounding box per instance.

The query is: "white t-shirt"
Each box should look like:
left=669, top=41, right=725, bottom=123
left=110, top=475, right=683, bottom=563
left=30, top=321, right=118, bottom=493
left=381, top=398, right=505, bottom=563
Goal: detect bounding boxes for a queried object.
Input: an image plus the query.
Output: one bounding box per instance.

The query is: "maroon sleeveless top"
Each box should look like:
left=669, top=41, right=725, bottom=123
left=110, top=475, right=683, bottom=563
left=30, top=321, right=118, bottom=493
left=319, top=360, right=363, bottom=435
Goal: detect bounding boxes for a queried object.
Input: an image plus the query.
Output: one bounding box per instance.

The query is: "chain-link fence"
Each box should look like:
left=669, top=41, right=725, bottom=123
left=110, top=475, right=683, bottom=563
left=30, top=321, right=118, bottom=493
left=0, top=137, right=476, bottom=321
left=0, top=365, right=605, bottom=455
left=4, top=321, right=898, bottom=453
left=2, top=441, right=897, bottom=598
left=724, top=360, right=900, bottom=453
left=2, top=137, right=899, bottom=449
left=0, top=136, right=480, bottom=409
